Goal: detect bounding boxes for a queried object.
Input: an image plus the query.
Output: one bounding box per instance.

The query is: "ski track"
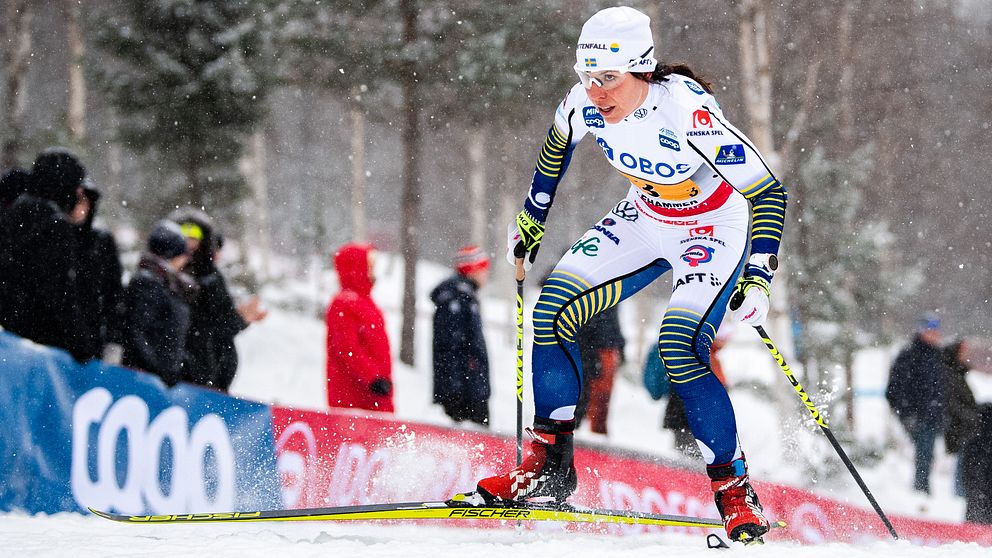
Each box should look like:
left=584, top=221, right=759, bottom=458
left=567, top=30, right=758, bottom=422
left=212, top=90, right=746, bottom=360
left=1, top=512, right=988, bottom=558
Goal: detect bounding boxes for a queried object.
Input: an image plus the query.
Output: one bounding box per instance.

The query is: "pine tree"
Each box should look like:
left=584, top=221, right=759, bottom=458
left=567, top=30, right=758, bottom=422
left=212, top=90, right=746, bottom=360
left=275, top=0, right=579, bottom=365
left=92, top=0, right=273, bottom=215
left=787, top=144, right=917, bottom=397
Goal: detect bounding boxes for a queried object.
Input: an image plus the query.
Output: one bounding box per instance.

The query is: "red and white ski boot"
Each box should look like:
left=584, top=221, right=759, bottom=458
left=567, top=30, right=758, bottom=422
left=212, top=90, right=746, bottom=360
left=476, top=418, right=576, bottom=503
left=707, top=456, right=770, bottom=544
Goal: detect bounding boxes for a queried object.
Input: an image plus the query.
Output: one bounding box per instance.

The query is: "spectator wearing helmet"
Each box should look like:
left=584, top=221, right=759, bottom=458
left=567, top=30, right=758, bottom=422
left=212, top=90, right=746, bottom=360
left=122, top=221, right=197, bottom=387
left=169, top=208, right=266, bottom=391
left=0, top=148, right=87, bottom=359
left=430, top=245, right=492, bottom=427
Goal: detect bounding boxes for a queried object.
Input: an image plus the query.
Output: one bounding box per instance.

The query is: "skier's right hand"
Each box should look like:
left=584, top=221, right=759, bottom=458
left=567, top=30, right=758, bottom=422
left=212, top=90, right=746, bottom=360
left=505, top=210, right=544, bottom=270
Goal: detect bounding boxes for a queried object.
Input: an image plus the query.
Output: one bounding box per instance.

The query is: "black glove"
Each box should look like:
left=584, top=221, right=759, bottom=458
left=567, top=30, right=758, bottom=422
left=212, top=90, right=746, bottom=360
left=370, top=378, right=392, bottom=396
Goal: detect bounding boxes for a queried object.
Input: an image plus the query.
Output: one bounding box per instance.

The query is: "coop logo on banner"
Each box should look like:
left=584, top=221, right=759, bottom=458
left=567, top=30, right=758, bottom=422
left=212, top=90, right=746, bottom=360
left=70, top=387, right=236, bottom=514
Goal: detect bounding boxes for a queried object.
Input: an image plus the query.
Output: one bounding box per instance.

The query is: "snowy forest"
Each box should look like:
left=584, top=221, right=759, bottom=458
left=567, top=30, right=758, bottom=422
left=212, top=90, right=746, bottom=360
left=2, top=0, right=991, bottom=383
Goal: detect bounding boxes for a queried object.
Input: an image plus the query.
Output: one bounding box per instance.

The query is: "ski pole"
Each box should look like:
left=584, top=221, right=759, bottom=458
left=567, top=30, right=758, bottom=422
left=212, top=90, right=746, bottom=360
left=514, top=258, right=525, bottom=467
left=747, top=322, right=899, bottom=539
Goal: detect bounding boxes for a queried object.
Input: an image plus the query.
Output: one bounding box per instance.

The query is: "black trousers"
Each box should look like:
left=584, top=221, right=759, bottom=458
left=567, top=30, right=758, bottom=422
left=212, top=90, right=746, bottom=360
left=444, top=398, right=489, bottom=427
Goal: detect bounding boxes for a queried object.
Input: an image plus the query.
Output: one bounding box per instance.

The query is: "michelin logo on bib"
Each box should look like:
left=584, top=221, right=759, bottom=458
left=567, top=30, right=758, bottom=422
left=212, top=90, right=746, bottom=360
left=715, top=144, right=746, bottom=165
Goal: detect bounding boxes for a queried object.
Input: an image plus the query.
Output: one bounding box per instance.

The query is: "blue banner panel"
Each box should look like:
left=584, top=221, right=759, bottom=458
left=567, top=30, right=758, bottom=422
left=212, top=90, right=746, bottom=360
left=0, top=331, right=281, bottom=515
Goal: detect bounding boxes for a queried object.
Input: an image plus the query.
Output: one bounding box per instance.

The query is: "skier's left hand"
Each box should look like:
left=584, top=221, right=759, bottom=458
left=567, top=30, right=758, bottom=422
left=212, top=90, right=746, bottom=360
left=729, top=274, right=771, bottom=327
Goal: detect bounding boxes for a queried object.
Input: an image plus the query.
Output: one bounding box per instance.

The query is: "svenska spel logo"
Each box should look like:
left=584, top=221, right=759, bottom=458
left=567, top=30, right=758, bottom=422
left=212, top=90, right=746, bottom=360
left=681, top=245, right=715, bottom=267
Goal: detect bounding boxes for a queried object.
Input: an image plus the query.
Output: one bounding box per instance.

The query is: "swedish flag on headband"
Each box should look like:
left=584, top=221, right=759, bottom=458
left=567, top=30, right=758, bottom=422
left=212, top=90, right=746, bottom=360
left=584, top=58, right=597, bottom=68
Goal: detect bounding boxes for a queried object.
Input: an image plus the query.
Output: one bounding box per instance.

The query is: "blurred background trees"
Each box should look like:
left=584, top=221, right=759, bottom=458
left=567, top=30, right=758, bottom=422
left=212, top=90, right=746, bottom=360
left=91, top=0, right=273, bottom=225
left=1, top=0, right=990, bottom=373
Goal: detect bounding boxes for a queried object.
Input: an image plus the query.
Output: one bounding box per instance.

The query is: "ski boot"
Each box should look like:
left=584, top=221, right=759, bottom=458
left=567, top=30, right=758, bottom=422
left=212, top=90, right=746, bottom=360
left=476, top=418, right=577, bottom=504
left=707, top=456, right=770, bottom=544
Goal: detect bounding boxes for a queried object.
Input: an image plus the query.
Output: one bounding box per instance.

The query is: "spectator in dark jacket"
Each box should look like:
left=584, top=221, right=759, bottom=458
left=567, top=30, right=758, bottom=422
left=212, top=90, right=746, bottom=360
left=170, top=208, right=266, bottom=391
left=575, top=304, right=625, bottom=435
left=0, top=149, right=86, bottom=359
left=944, top=339, right=979, bottom=497
left=962, top=403, right=992, bottom=524
left=122, top=221, right=196, bottom=387
left=886, top=314, right=948, bottom=494
left=326, top=243, right=393, bottom=413
left=431, top=246, right=492, bottom=427
left=68, top=179, right=125, bottom=362
left=0, top=167, right=32, bottom=318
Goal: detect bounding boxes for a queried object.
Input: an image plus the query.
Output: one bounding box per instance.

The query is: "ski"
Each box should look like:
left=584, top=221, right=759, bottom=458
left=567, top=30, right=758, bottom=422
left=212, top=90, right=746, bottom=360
left=89, top=493, right=727, bottom=529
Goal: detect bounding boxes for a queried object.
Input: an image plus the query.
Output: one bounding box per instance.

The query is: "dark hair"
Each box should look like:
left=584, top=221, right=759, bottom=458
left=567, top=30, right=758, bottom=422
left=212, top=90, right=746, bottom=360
left=634, top=63, right=714, bottom=94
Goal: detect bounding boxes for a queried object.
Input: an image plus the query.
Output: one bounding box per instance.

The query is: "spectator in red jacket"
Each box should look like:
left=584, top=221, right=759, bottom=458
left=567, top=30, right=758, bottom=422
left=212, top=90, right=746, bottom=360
left=325, top=243, right=394, bottom=413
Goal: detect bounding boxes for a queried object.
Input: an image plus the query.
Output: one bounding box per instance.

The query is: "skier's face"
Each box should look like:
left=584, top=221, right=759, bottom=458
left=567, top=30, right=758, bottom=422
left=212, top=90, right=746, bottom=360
left=584, top=71, right=648, bottom=124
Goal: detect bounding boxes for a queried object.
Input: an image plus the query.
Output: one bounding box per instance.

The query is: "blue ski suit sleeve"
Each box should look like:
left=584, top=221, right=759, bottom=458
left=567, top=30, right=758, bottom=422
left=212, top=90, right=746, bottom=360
left=522, top=87, right=589, bottom=222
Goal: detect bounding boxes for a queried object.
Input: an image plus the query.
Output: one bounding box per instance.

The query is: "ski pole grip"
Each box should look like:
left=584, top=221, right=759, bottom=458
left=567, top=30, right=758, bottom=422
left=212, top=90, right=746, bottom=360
left=515, top=258, right=526, bottom=282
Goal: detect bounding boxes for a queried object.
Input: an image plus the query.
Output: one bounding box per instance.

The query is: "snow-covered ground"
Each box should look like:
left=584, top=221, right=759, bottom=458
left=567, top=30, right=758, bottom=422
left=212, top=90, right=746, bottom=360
left=4, top=253, right=991, bottom=555
left=6, top=511, right=992, bottom=558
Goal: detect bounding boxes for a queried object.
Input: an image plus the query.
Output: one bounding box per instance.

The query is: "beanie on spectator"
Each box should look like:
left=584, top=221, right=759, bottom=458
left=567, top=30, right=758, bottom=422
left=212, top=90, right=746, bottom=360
left=0, top=167, right=32, bottom=206
left=31, top=147, right=86, bottom=212
left=455, top=245, right=490, bottom=275
left=918, top=312, right=941, bottom=331
left=148, top=220, right=189, bottom=259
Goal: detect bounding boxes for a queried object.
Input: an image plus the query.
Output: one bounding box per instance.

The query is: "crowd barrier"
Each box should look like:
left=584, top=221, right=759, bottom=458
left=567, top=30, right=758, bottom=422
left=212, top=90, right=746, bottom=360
left=1, top=330, right=990, bottom=545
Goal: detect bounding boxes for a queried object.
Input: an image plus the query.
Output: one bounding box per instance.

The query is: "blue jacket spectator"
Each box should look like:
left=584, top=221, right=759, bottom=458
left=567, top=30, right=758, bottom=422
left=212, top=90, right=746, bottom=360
left=431, top=246, right=491, bottom=427
left=886, top=315, right=948, bottom=494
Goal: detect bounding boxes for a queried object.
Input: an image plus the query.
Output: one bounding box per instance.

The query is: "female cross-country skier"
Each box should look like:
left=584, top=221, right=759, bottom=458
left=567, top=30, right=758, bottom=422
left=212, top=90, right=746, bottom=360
left=474, top=6, right=787, bottom=544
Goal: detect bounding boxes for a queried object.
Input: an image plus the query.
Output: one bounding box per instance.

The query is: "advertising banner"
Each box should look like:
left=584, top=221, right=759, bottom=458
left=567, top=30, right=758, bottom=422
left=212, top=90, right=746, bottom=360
left=0, top=332, right=281, bottom=515
left=272, top=406, right=992, bottom=545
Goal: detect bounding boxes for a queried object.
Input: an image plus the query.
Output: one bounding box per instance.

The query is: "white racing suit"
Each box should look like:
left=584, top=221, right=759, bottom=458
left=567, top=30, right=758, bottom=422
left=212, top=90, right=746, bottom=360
left=524, top=75, right=787, bottom=465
